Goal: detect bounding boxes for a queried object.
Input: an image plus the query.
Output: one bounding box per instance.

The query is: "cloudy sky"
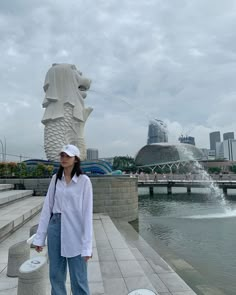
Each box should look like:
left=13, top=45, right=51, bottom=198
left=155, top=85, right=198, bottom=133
left=1, top=0, right=236, bottom=161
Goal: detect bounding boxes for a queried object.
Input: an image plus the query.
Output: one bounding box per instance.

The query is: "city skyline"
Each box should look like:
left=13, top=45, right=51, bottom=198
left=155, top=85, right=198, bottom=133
left=2, top=123, right=236, bottom=162
left=1, top=1, right=236, bottom=160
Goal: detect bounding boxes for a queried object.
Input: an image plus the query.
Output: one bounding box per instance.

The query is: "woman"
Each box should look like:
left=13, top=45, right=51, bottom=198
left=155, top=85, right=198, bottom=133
left=33, top=144, right=93, bottom=295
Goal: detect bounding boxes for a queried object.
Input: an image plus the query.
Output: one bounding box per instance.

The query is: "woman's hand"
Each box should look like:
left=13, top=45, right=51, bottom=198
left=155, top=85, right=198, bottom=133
left=35, top=246, right=43, bottom=253
left=83, top=256, right=92, bottom=262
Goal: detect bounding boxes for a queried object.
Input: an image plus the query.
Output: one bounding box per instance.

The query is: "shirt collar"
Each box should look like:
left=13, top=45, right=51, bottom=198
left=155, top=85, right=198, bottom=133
left=72, top=174, right=78, bottom=183
left=62, top=172, right=78, bottom=183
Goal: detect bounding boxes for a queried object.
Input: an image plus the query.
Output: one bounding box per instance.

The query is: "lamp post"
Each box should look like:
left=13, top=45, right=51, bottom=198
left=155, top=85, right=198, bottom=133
left=0, top=139, right=4, bottom=162
left=0, top=137, right=6, bottom=162
left=4, top=136, right=6, bottom=162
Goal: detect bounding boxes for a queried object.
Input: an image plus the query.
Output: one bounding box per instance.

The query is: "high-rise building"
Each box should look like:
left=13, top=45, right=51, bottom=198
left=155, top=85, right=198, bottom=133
left=87, top=148, right=99, bottom=160
left=216, top=142, right=224, bottom=159
left=147, top=119, right=168, bottom=144
left=232, top=141, right=236, bottom=161
left=215, top=139, right=236, bottom=161
left=178, top=136, right=195, bottom=146
left=223, top=132, right=234, bottom=141
left=209, top=131, right=221, bottom=151
left=199, top=148, right=216, bottom=160
left=199, top=148, right=209, bottom=160
left=223, top=139, right=236, bottom=161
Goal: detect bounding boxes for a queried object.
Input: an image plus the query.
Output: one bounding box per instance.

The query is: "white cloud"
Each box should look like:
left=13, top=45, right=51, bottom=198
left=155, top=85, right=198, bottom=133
left=189, top=48, right=205, bottom=57
left=0, top=0, right=236, bottom=160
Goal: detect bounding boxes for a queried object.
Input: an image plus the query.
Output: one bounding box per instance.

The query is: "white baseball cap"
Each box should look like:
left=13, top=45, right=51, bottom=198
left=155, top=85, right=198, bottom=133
left=60, top=144, right=80, bottom=157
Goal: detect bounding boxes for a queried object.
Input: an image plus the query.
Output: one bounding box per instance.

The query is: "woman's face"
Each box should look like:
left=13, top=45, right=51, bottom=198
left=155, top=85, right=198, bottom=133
left=60, top=152, right=76, bottom=169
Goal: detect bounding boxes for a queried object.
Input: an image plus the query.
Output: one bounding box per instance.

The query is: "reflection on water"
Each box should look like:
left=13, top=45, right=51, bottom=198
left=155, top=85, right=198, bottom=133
left=131, top=191, right=236, bottom=295
left=183, top=210, right=236, bottom=219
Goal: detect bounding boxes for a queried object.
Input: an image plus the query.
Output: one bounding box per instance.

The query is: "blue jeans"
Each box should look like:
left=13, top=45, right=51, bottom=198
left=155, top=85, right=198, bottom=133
left=47, top=214, right=90, bottom=295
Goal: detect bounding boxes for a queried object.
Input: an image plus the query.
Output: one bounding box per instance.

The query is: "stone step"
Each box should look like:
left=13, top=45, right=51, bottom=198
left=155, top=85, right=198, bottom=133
left=114, top=219, right=198, bottom=295
left=0, top=197, right=44, bottom=242
left=0, top=184, right=14, bottom=192
left=0, top=190, right=34, bottom=207
left=93, top=214, right=159, bottom=295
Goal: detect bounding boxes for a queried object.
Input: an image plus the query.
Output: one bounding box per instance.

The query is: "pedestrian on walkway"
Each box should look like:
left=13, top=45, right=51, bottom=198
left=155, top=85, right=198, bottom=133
left=154, top=172, right=158, bottom=182
left=219, top=172, right=223, bottom=180
left=33, top=144, right=93, bottom=295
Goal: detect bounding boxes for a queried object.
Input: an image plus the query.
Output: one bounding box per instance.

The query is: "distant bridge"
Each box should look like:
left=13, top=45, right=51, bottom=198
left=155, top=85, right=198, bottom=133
left=138, top=180, right=236, bottom=195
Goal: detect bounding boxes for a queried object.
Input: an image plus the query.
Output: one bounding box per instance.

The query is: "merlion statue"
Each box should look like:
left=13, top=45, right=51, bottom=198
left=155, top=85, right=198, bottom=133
left=41, top=63, right=92, bottom=161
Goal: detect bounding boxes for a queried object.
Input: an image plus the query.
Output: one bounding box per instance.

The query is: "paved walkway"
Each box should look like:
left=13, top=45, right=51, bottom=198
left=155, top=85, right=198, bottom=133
left=0, top=213, right=200, bottom=295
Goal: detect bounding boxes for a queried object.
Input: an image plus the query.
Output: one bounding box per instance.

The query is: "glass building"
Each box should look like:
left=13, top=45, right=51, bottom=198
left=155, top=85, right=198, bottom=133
left=178, top=136, right=195, bottom=146
left=223, top=132, right=234, bottom=141
left=209, top=131, right=221, bottom=151
left=87, top=148, right=99, bottom=160
left=147, top=119, right=168, bottom=144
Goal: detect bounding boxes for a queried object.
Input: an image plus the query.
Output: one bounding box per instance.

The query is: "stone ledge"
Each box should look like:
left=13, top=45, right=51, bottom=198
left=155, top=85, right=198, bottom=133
left=0, top=177, right=138, bottom=222
left=0, top=197, right=44, bottom=242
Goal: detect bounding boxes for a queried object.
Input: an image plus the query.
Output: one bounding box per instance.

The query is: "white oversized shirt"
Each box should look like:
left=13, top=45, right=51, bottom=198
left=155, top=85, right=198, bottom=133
left=33, top=173, right=93, bottom=258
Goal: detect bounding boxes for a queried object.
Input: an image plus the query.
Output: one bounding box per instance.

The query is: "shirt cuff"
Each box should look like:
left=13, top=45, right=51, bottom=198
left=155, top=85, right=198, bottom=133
left=32, top=232, right=47, bottom=247
left=81, top=249, right=92, bottom=257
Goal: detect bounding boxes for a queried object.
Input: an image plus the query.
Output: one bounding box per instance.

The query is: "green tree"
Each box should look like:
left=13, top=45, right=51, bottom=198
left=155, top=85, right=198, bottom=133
left=208, top=167, right=221, bottom=174
left=113, top=156, right=136, bottom=172
left=15, top=162, right=27, bottom=177
left=230, top=165, right=236, bottom=173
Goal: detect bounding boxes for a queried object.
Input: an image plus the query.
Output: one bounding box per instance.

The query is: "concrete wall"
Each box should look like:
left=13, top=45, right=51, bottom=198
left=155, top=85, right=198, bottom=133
left=0, top=176, right=138, bottom=222
left=91, top=176, right=138, bottom=222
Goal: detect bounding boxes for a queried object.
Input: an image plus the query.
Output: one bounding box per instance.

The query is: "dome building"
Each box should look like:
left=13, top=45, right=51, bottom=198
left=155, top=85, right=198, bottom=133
left=135, top=143, right=204, bottom=167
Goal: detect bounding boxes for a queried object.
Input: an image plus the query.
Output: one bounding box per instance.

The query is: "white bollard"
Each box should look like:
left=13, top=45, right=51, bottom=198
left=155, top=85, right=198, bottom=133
left=29, top=224, right=38, bottom=236
left=17, top=256, right=47, bottom=295
left=7, top=241, right=30, bottom=277
left=29, top=224, right=38, bottom=248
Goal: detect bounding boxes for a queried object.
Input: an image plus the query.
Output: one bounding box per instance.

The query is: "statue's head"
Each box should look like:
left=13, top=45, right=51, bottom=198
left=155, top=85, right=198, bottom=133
left=42, top=63, right=92, bottom=123
left=49, top=63, right=91, bottom=94
left=43, top=63, right=91, bottom=103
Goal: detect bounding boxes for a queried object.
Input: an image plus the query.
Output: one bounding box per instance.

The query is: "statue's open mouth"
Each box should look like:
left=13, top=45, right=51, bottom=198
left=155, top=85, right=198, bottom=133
left=79, top=85, right=88, bottom=91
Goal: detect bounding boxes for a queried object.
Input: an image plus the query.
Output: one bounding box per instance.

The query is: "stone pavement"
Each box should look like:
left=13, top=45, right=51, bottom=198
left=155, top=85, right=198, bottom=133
left=93, top=215, right=196, bottom=295
left=0, top=212, right=200, bottom=295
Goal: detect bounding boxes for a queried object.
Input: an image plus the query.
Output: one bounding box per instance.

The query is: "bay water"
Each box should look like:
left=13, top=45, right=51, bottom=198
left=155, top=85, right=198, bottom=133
left=131, top=187, right=236, bottom=295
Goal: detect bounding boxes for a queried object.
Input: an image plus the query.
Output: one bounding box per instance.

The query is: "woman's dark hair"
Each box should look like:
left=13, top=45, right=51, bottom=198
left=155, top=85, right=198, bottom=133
left=55, top=156, right=83, bottom=184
